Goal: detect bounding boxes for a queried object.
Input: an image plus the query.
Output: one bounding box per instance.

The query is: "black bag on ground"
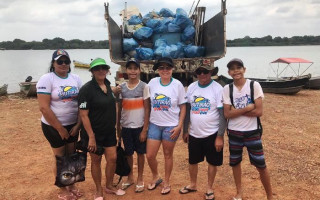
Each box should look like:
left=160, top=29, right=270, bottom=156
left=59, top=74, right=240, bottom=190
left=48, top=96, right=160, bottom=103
left=55, top=150, right=87, bottom=187
left=115, top=140, right=131, bottom=186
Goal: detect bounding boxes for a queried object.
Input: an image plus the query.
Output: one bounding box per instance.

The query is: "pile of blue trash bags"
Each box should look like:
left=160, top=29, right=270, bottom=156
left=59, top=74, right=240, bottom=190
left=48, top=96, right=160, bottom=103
left=123, top=8, right=205, bottom=61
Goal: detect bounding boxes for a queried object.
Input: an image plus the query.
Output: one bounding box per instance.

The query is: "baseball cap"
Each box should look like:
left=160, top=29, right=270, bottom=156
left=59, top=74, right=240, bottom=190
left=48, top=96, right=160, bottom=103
left=126, top=58, right=140, bottom=68
left=89, top=58, right=110, bottom=71
left=52, top=49, right=70, bottom=60
left=194, top=59, right=215, bottom=72
left=227, top=58, right=244, bottom=68
left=153, top=57, right=174, bottom=71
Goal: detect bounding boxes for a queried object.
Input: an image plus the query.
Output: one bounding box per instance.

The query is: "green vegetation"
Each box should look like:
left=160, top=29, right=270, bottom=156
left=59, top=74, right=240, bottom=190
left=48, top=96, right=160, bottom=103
left=0, top=38, right=109, bottom=50
left=227, top=35, right=320, bottom=47
left=0, top=35, right=319, bottom=50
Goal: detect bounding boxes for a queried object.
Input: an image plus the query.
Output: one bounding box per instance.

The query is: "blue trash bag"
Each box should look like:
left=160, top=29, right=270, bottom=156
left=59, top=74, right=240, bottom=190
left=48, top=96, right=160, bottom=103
left=184, top=45, right=205, bottom=58
left=162, top=44, right=184, bottom=59
left=176, top=8, right=188, bottom=17
left=154, top=18, right=173, bottom=33
left=168, top=22, right=181, bottom=33
left=173, top=14, right=193, bottom=29
left=142, top=13, right=151, bottom=25
left=154, top=38, right=167, bottom=49
left=159, top=8, right=174, bottom=17
left=128, top=15, right=142, bottom=25
left=181, top=25, right=195, bottom=42
left=146, top=19, right=161, bottom=29
left=154, top=45, right=167, bottom=59
left=123, top=38, right=139, bottom=52
left=133, top=27, right=153, bottom=40
left=136, top=47, right=154, bottom=60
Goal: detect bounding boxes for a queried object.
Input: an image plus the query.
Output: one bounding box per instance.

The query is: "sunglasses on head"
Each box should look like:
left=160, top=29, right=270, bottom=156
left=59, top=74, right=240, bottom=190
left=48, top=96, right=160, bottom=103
left=195, top=69, right=210, bottom=75
left=56, top=59, right=71, bottom=65
left=92, top=65, right=109, bottom=71
left=158, top=66, right=172, bottom=71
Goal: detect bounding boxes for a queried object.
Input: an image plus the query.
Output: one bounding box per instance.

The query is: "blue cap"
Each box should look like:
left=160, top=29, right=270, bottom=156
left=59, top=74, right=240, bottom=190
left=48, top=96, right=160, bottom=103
left=52, top=49, right=70, bottom=60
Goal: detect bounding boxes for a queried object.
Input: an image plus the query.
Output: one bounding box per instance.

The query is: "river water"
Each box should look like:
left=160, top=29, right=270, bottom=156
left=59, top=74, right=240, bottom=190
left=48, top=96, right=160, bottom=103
left=1, top=46, right=319, bottom=93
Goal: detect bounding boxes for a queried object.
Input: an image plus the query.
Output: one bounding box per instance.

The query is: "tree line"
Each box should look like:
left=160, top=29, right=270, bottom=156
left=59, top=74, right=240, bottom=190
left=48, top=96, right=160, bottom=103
left=0, top=35, right=319, bottom=50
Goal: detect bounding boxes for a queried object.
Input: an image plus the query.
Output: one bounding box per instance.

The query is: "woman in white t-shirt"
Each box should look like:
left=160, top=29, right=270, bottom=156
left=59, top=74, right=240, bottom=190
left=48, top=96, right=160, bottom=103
left=146, top=57, right=186, bottom=195
left=37, top=49, right=82, bottom=200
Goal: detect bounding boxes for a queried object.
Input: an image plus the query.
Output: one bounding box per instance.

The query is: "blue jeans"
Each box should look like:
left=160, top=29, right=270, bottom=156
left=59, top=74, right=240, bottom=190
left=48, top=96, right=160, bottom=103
left=147, top=122, right=179, bottom=142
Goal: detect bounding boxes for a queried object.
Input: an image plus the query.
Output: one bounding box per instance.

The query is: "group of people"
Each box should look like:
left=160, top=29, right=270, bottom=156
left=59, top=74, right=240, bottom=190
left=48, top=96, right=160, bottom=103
left=37, top=49, right=273, bottom=200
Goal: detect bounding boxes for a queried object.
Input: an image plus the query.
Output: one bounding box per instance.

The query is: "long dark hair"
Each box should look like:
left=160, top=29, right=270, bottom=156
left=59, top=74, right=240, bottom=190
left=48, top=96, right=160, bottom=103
left=49, top=59, right=71, bottom=73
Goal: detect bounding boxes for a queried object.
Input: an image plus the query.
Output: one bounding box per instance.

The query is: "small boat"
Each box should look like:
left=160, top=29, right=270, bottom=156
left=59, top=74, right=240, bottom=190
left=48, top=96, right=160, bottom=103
left=0, top=84, right=8, bottom=96
left=19, top=82, right=37, bottom=97
left=304, top=76, right=320, bottom=89
left=73, top=60, right=90, bottom=68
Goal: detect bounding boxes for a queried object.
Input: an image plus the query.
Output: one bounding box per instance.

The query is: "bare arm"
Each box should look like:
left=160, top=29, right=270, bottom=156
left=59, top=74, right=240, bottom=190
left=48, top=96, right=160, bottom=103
left=79, top=109, right=97, bottom=152
left=244, top=97, right=263, bottom=117
left=69, top=112, right=82, bottom=136
left=223, top=103, right=255, bottom=119
left=37, top=94, right=69, bottom=139
left=182, top=103, right=191, bottom=143
left=140, top=98, right=151, bottom=142
left=116, top=100, right=122, bottom=140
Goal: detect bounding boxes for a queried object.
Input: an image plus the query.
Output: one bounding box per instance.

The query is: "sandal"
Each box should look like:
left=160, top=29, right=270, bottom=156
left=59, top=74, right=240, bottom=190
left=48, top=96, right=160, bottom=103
left=121, top=182, right=134, bottom=190
left=135, top=183, right=145, bottom=193
left=205, top=192, right=215, bottom=200
left=58, top=193, right=77, bottom=200
left=69, top=188, right=83, bottom=198
left=94, top=195, right=103, bottom=200
left=179, top=186, right=197, bottom=194
left=147, top=178, right=163, bottom=190
left=161, top=185, right=171, bottom=195
left=105, top=187, right=126, bottom=196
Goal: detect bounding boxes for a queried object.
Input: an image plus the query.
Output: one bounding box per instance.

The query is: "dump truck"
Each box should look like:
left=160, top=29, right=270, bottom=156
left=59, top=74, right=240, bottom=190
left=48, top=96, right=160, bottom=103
left=104, top=0, right=227, bottom=86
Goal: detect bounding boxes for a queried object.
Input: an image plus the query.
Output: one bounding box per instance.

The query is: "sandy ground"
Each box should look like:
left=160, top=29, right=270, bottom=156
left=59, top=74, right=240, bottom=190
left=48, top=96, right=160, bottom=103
left=0, top=90, right=319, bottom=200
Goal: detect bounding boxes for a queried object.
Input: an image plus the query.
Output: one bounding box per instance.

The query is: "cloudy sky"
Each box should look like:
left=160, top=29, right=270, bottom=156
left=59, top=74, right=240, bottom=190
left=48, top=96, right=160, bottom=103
left=0, top=0, right=319, bottom=42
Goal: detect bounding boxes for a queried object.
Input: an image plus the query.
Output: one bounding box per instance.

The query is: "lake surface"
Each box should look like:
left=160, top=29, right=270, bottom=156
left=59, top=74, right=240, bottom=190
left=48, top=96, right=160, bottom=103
left=1, top=46, right=319, bottom=93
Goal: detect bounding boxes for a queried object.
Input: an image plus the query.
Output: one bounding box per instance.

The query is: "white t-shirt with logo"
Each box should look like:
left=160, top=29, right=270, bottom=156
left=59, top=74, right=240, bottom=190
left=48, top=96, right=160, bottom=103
left=36, top=72, right=82, bottom=126
left=186, top=80, right=223, bottom=138
left=223, top=79, right=264, bottom=131
left=148, top=77, right=187, bottom=126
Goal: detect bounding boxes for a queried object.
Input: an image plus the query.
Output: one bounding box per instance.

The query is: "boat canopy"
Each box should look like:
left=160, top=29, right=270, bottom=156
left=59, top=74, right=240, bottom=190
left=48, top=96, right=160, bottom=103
left=271, top=58, right=313, bottom=64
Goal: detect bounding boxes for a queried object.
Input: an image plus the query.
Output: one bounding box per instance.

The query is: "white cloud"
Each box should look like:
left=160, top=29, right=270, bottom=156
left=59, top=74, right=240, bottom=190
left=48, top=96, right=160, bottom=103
left=0, top=0, right=319, bottom=41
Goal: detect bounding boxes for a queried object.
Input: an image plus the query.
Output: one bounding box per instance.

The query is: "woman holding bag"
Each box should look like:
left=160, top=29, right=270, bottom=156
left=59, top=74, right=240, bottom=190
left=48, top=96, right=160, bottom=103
left=78, top=58, right=125, bottom=200
left=37, top=49, right=83, bottom=200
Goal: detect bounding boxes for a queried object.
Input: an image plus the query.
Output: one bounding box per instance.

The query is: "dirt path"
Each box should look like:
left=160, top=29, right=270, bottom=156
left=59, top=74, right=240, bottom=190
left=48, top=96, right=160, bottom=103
left=0, top=90, right=319, bottom=200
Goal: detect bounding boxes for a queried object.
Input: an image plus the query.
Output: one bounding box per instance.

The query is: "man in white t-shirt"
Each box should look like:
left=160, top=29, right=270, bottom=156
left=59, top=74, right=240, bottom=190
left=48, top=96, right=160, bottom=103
left=223, top=58, right=273, bottom=200
left=179, top=62, right=226, bottom=200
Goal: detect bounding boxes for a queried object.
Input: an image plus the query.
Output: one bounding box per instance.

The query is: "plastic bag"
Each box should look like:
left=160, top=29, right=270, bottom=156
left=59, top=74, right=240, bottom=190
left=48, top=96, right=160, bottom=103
left=176, top=8, right=188, bottom=17
left=154, top=45, right=167, bottom=59
left=133, top=27, right=153, bottom=40
left=173, top=14, right=193, bottom=29
left=159, top=8, right=174, bottom=17
left=136, top=47, right=154, bottom=60
left=168, top=22, right=181, bottom=33
left=146, top=19, right=161, bottom=29
left=154, top=18, right=173, bottom=33
left=123, top=38, right=139, bottom=52
left=154, top=38, right=167, bottom=49
left=184, top=45, right=205, bottom=58
left=128, top=15, right=142, bottom=25
left=162, top=44, right=184, bottom=59
left=181, top=25, right=195, bottom=43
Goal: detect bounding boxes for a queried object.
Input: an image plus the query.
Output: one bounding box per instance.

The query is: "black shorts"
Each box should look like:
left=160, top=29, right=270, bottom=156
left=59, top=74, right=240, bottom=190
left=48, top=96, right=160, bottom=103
left=122, top=127, right=146, bottom=156
left=80, top=126, right=117, bottom=148
left=41, top=122, right=79, bottom=148
left=188, top=133, right=223, bottom=166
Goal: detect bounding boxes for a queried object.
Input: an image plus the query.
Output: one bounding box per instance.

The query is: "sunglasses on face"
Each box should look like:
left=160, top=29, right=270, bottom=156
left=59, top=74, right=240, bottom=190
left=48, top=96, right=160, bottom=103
left=195, top=69, right=210, bottom=75
left=92, top=65, right=109, bottom=71
left=158, top=66, right=172, bottom=71
left=56, top=59, right=71, bottom=65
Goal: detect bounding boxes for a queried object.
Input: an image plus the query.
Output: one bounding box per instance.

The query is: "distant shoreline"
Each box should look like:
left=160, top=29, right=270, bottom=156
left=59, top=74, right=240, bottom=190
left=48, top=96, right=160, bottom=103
left=0, top=35, right=319, bottom=50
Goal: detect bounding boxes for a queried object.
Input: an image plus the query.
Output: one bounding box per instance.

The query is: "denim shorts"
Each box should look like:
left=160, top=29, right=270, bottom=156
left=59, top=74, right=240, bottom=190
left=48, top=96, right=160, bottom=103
left=147, top=122, right=179, bottom=142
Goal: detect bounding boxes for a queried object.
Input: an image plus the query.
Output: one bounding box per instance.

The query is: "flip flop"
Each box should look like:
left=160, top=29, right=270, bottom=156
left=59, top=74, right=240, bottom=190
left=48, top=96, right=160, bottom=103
left=121, top=182, right=134, bottom=190
left=179, top=186, right=197, bottom=194
left=69, top=188, right=83, bottom=197
left=147, top=178, right=163, bottom=190
left=161, top=185, right=171, bottom=195
left=232, top=197, right=242, bottom=200
left=105, top=188, right=126, bottom=196
left=94, top=195, right=103, bottom=200
left=57, top=193, right=77, bottom=200
left=135, top=183, right=145, bottom=193
left=205, top=192, right=215, bottom=200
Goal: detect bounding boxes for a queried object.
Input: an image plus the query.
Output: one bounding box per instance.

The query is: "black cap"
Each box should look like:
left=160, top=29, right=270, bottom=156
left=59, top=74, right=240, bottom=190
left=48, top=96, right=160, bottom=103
left=227, top=58, right=244, bottom=68
left=125, top=58, right=140, bottom=68
left=153, top=57, right=174, bottom=71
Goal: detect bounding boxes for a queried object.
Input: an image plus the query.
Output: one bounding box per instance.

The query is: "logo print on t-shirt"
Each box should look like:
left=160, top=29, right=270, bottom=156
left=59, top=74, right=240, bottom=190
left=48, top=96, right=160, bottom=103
left=191, top=96, right=211, bottom=115
left=152, top=93, right=171, bottom=111
left=59, top=86, right=78, bottom=102
left=234, top=94, right=252, bottom=109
